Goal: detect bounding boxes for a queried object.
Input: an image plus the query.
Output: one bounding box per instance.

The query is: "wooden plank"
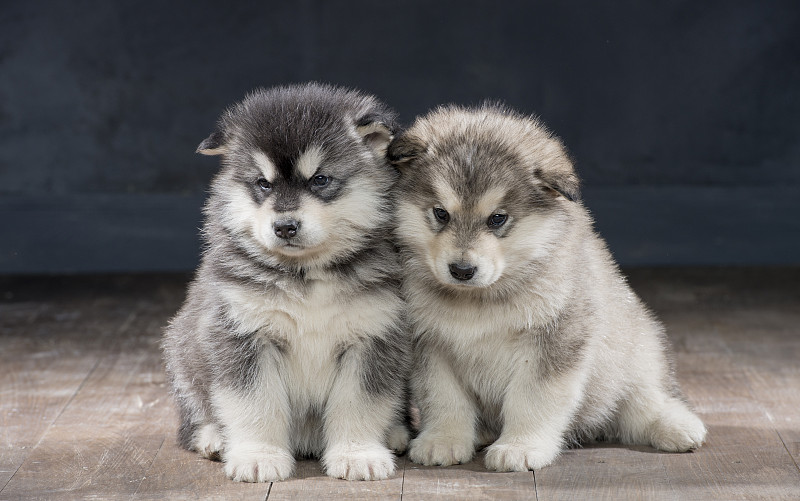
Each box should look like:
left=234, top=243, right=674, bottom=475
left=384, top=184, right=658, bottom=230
left=0, top=295, right=122, bottom=491
left=742, top=360, right=800, bottom=472
left=535, top=444, right=678, bottom=501
left=267, top=457, right=404, bottom=500
left=401, top=451, right=535, bottom=500
left=3, top=270, right=800, bottom=500
left=663, top=371, right=800, bottom=501
left=133, top=442, right=269, bottom=501
left=0, top=293, right=177, bottom=500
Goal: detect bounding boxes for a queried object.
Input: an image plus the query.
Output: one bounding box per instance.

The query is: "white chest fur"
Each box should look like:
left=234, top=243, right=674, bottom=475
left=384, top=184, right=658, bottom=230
left=221, top=279, right=402, bottom=404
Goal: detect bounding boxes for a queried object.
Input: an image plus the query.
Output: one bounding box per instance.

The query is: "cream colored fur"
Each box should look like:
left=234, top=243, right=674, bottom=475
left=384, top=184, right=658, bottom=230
left=392, top=105, right=706, bottom=472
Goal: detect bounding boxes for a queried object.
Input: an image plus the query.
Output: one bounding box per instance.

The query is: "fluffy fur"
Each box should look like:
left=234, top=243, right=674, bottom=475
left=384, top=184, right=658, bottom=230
left=389, top=104, right=706, bottom=471
left=162, top=83, right=410, bottom=482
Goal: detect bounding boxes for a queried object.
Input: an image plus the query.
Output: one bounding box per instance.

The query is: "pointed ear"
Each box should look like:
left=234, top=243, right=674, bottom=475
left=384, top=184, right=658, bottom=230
left=387, top=132, right=426, bottom=168
left=355, top=116, right=394, bottom=156
left=196, top=130, right=228, bottom=156
left=535, top=166, right=580, bottom=202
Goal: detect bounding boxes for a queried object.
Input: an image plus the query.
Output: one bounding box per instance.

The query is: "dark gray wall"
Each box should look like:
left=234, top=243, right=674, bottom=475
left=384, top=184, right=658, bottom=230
left=1, top=1, right=798, bottom=273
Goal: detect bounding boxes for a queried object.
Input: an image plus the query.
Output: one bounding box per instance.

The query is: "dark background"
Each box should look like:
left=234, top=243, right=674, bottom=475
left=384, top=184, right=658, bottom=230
left=1, top=1, right=798, bottom=274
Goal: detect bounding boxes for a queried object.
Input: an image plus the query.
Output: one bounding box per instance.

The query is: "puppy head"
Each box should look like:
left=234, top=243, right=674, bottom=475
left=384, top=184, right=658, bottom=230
left=390, top=104, right=579, bottom=292
left=199, top=83, right=398, bottom=269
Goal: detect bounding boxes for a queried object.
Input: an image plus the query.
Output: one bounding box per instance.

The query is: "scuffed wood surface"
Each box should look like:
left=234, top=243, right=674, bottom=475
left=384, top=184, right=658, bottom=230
left=1, top=269, right=799, bottom=500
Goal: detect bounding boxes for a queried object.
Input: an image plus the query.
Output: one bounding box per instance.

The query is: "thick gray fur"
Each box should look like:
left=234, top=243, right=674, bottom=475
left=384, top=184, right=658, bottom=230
left=162, top=83, right=410, bottom=482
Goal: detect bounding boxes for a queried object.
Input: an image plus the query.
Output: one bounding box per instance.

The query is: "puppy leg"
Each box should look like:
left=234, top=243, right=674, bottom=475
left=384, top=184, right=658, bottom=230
left=172, top=380, right=223, bottom=458
left=386, top=420, right=411, bottom=454
left=322, top=345, right=400, bottom=481
left=193, top=422, right=224, bottom=460
left=616, top=385, right=706, bottom=452
left=408, top=347, right=477, bottom=466
left=485, top=365, right=585, bottom=472
left=212, top=351, right=294, bottom=483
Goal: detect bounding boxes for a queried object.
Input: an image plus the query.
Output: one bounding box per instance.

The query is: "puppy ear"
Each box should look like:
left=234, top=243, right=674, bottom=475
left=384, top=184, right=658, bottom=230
left=387, top=132, right=426, bottom=168
left=196, top=130, right=228, bottom=156
left=355, top=116, right=393, bottom=156
left=535, top=167, right=580, bottom=202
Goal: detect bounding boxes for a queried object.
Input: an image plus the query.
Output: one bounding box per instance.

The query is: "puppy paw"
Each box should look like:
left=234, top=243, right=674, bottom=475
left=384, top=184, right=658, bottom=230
left=649, top=407, right=707, bottom=452
left=223, top=446, right=295, bottom=482
left=408, top=432, right=474, bottom=466
left=193, top=423, right=224, bottom=460
left=323, top=443, right=395, bottom=481
left=386, top=423, right=411, bottom=454
left=484, top=440, right=561, bottom=471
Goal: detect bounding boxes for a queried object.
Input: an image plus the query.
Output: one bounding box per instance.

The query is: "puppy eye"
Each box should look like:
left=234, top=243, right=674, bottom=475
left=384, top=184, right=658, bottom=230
left=487, top=213, right=507, bottom=228
left=433, top=207, right=450, bottom=223
left=257, top=178, right=272, bottom=191
left=311, top=175, right=330, bottom=187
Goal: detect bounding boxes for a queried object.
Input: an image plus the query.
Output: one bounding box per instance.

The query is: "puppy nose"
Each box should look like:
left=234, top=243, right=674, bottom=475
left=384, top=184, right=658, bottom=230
left=449, top=262, right=477, bottom=281
left=273, top=220, right=299, bottom=239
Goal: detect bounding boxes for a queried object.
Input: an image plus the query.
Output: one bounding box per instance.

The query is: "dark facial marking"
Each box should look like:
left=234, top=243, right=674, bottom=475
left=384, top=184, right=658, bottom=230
left=309, top=176, right=346, bottom=203
left=272, top=183, right=301, bottom=212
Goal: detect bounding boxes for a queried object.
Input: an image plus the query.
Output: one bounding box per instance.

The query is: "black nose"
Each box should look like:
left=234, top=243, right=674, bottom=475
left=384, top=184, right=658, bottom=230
left=449, top=263, right=477, bottom=281
left=274, top=220, right=299, bottom=239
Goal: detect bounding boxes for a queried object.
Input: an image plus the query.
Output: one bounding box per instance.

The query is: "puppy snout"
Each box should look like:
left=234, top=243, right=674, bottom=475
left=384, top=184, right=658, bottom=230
left=274, top=219, right=300, bottom=239
left=449, top=262, right=477, bottom=281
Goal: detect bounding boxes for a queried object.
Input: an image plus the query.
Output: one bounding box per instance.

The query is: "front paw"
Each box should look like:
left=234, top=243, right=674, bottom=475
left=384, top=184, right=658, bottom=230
left=223, top=446, right=295, bottom=482
left=484, top=440, right=561, bottom=471
left=649, top=407, right=707, bottom=452
left=408, top=432, right=474, bottom=466
left=387, top=423, right=411, bottom=454
left=323, top=443, right=395, bottom=481
left=193, top=423, right=224, bottom=460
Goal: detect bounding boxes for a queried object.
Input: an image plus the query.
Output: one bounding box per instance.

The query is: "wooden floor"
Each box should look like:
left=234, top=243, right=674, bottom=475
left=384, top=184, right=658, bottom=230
left=1, top=269, right=799, bottom=500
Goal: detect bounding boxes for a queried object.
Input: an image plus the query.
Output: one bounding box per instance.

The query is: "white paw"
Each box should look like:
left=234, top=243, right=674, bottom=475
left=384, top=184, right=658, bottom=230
left=484, top=440, right=561, bottom=471
left=387, top=423, right=411, bottom=454
left=408, top=432, right=474, bottom=466
left=223, top=445, right=295, bottom=482
left=323, top=443, right=395, bottom=481
left=193, top=423, right=224, bottom=459
left=649, top=407, right=707, bottom=452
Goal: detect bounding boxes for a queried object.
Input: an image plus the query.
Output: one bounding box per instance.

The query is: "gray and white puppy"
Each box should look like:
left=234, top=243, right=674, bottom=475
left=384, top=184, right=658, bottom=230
left=162, top=83, right=410, bottom=482
left=389, top=104, right=706, bottom=472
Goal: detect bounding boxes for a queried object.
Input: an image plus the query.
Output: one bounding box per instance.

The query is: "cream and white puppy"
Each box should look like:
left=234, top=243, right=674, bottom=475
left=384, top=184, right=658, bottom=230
left=389, top=104, right=706, bottom=471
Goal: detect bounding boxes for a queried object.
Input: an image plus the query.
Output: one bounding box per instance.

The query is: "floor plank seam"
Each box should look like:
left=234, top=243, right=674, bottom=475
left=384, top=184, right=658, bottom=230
left=131, top=435, right=167, bottom=500
left=3, top=271, right=800, bottom=499
left=0, top=348, right=104, bottom=496
left=737, top=358, right=800, bottom=477
left=399, top=454, right=406, bottom=501
left=651, top=449, right=675, bottom=499
left=776, top=430, right=800, bottom=474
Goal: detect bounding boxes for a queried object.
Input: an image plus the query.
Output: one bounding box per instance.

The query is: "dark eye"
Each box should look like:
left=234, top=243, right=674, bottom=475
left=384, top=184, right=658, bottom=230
left=488, top=213, right=508, bottom=228
left=257, top=178, right=272, bottom=191
left=311, top=175, right=330, bottom=187
left=433, top=207, right=450, bottom=223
